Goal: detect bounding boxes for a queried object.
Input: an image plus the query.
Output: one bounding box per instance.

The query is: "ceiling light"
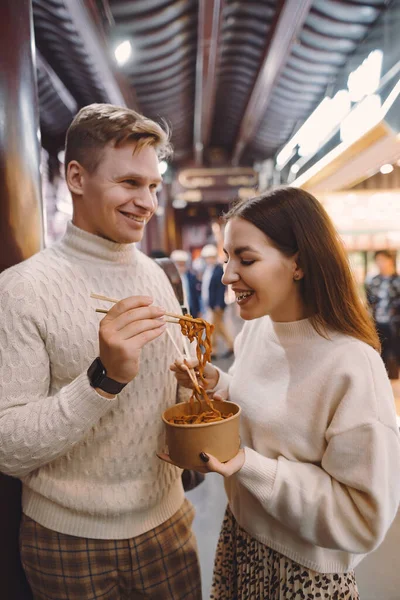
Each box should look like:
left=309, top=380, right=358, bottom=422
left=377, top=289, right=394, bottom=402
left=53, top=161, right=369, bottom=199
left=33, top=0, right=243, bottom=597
left=114, top=41, right=132, bottom=66
left=159, top=160, right=168, bottom=175
left=380, top=164, right=394, bottom=175
left=290, top=164, right=300, bottom=174
left=57, top=150, right=65, bottom=164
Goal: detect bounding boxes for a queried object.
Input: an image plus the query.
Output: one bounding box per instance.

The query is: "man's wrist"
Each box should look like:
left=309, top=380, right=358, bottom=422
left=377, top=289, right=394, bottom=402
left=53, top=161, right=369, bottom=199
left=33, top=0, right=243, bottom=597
left=94, top=387, right=116, bottom=401
left=87, top=357, right=127, bottom=395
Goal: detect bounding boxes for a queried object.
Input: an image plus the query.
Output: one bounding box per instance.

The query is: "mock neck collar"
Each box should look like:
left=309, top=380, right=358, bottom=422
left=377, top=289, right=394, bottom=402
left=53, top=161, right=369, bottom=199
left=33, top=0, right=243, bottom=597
left=59, top=221, right=137, bottom=265
left=269, top=317, right=329, bottom=344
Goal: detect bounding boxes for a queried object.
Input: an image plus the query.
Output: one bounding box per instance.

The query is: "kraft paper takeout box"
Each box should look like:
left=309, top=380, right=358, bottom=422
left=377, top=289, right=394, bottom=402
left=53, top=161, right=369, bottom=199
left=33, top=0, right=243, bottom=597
left=162, top=400, right=241, bottom=470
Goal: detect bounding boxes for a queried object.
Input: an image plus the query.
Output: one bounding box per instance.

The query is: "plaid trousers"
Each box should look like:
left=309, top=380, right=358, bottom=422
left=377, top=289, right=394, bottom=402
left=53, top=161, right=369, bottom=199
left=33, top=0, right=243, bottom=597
left=20, top=499, right=201, bottom=600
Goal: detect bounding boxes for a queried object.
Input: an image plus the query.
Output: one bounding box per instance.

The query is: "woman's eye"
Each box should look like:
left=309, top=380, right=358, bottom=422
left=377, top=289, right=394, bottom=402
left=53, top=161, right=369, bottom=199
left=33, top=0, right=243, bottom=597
left=241, top=260, right=255, bottom=266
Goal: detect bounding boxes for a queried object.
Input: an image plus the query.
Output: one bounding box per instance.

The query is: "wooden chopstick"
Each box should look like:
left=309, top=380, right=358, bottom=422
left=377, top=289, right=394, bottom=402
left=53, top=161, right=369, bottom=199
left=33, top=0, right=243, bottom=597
left=166, top=330, right=200, bottom=392
left=90, top=292, right=203, bottom=325
left=94, top=307, right=178, bottom=324
left=91, top=292, right=120, bottom=303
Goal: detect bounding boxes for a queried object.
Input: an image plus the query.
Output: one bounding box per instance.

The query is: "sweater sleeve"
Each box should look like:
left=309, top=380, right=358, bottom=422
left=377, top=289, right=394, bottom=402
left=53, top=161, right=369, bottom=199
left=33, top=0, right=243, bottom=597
left=236, top=346, right=400, bottom=554
left=0, top=272, right=117, bottom=478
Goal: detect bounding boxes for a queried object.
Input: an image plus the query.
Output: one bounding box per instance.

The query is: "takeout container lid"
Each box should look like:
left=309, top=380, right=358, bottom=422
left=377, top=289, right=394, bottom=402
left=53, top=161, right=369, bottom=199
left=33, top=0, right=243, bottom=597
left=162, top=400, right=241, bottom=470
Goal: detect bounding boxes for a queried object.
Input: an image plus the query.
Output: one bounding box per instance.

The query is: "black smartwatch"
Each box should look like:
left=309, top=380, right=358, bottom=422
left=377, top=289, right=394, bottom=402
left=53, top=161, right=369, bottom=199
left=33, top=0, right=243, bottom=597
left=87, top=357, right=127, bottom=395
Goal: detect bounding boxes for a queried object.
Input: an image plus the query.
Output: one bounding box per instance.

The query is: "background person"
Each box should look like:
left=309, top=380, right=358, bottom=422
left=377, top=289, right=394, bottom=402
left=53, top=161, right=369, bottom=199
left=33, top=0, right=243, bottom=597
left=170, top=249, right=201, bottom=317
left=200, top=243, right=234, bottom=358
left=0, top=104, right=201, bottom=600
left=365, top=250, right=400, bottom=379
left=168, top=188, right=400, bottom=600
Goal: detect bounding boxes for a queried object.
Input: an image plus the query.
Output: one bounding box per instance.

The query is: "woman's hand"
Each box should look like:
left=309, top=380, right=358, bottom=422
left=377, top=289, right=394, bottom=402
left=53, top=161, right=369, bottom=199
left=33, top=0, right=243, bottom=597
left=170, top=357, right=220, bottom=391
left=157, top=449, right=245, bottom=477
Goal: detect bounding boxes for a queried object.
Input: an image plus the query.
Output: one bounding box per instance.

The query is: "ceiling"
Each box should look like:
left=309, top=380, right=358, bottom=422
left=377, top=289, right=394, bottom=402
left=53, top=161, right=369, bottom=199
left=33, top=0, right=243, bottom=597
left=33, top=0, right=389, bottom=169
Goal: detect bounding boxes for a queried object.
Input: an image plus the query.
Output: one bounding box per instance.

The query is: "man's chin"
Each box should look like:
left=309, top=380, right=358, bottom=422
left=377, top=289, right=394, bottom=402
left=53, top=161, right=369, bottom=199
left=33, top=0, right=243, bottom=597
left=101, top=230, right=144, bottom=244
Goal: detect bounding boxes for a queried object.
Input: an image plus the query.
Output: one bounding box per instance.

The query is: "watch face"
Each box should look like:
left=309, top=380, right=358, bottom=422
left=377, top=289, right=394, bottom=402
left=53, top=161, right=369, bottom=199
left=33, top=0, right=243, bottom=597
left=88, top=358, right=106, bottom=388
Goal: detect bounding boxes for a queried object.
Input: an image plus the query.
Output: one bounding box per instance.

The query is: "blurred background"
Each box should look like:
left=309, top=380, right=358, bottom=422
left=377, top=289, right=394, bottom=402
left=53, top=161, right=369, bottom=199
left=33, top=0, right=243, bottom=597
left=2, top=0, right=400, bottom=598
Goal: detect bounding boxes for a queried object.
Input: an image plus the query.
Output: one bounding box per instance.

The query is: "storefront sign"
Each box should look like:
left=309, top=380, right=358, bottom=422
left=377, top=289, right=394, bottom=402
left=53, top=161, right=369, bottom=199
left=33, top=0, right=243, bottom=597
left=173, top=167, right=258, bottom=205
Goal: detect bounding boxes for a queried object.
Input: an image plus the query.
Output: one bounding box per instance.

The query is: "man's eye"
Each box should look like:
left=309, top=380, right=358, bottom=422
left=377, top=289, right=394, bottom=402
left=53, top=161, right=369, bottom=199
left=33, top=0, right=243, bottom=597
left=124, top=180, right=137, bottom=186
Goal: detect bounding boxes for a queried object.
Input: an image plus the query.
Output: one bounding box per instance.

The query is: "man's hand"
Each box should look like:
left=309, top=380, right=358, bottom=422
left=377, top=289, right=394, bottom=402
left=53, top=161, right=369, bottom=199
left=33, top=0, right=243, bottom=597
left=99, top=296, right=166, bottom=383
left=170, top=357, right=220, bottom=390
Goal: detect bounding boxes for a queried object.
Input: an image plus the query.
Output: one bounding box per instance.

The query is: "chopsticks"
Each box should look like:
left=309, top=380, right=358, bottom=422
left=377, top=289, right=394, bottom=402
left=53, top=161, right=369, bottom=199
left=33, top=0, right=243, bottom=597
left=91, top=293, right=178, bottom=323
left=165, top=330, right=200, bottom=392
left=90, top=293, right=202, bottom=324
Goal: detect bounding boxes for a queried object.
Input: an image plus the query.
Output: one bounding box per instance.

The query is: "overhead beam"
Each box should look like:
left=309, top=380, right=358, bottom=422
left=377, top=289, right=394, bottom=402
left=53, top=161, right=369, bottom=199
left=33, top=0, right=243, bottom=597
left=64, top=0, right=128, bottom=107
left=36, top=50, right=78, bottom=114
left=232, top=0, right=313, bottom=165
left=194, top=0, right=225, bottom=165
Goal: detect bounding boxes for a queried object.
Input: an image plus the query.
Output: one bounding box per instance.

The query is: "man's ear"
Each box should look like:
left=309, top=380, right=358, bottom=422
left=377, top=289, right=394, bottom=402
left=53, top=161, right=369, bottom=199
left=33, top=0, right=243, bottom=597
left=66, top=160, right=84, bottom=196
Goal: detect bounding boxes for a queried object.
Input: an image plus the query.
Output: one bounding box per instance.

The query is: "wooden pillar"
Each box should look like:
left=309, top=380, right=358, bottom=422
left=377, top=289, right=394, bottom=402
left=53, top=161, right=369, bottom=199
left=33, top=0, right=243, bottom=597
left=0, top=0, right=43, bottom=273
left=0, top=1, right=42, bottom=598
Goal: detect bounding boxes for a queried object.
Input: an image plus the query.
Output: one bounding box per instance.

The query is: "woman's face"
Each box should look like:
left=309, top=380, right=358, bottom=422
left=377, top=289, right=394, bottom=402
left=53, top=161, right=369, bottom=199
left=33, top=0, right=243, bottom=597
left=222, top=217, right=305, bottom=322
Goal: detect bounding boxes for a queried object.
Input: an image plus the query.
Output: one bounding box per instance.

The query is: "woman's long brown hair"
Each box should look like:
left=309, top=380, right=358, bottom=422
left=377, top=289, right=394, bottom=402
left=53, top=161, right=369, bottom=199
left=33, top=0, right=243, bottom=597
left=225, top=187, right=380, bottom=351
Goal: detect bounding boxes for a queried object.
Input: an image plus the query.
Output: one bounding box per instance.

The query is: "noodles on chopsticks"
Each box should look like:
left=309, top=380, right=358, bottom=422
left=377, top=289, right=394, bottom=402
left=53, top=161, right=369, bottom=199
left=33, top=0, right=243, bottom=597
left=168, top=316, right=233, bottom=425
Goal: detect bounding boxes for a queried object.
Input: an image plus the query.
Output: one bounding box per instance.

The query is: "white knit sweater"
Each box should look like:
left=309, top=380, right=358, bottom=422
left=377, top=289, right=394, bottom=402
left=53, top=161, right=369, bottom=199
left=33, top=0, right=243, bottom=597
left=214, top=316, right=400, bottom=573
left=0, top=222, right=185, bottom=539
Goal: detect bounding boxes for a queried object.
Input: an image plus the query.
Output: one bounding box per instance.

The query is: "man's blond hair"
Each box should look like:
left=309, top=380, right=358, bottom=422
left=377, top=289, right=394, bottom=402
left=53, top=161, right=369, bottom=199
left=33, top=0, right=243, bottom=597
left=64, top=103, right=172, bottom=175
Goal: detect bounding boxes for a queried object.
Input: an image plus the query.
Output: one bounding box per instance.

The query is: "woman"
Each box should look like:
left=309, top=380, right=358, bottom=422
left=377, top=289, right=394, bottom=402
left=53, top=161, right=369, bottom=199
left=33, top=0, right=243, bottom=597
left=162, top=188, right=400, bottom=600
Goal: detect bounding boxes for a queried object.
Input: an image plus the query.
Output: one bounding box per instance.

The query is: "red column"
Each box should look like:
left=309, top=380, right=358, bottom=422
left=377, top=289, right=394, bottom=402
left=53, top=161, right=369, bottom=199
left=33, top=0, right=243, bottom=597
left=0, top=1, right=41, bottom=598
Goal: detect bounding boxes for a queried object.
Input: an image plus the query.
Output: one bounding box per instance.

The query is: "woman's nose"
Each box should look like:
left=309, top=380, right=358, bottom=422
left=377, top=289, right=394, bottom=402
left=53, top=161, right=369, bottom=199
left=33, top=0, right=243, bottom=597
left=222, top=262, right=239, bottom=285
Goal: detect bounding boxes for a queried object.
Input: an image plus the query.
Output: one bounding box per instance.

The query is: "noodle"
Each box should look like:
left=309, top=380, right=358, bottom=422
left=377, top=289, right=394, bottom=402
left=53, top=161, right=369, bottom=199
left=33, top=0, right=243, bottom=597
left=168, top=316, right=233, bottom=424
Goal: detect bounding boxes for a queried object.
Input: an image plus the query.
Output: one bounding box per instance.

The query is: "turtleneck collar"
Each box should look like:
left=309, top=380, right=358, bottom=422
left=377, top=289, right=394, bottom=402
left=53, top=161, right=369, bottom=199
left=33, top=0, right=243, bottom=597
left=58, top=221, right=137, bottom=265
left=269, top=316, right=333, bottom=344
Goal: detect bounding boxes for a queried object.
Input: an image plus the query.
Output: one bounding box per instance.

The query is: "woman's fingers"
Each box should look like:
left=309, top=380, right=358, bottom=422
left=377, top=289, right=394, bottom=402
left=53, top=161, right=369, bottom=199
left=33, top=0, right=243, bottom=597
left=156, top=453, right=209, bottom=473
left=198, top=450, right=245, bottom=477
left=173, top=357, right=199, bottom=370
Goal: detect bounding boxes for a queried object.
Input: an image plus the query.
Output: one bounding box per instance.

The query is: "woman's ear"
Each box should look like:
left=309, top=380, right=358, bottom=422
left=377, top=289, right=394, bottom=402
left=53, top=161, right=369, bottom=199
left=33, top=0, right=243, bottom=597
left=66, top=160, right=84, bottom=196
left=293, top=252, right=305, bottom=281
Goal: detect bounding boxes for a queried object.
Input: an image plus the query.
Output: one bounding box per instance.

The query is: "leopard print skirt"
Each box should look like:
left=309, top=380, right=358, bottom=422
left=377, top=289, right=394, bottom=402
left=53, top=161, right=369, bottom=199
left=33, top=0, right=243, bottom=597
left=210, top=507, right=360, bottom=600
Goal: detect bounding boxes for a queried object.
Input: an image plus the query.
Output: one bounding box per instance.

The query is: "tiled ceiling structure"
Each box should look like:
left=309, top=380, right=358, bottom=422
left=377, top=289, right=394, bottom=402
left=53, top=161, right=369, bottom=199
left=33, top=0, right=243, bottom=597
left=33, top=0, right=389, bottom=167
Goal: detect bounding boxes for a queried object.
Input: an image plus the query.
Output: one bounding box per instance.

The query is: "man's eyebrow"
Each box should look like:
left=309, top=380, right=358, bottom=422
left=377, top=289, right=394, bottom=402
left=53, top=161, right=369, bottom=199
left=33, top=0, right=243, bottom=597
left=118, top=172, right=162, bottom=184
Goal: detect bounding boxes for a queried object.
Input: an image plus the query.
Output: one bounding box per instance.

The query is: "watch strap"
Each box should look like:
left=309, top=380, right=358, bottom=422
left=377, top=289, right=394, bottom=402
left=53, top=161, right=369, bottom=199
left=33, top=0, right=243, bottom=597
left=87, top=357, right=127, bottom=395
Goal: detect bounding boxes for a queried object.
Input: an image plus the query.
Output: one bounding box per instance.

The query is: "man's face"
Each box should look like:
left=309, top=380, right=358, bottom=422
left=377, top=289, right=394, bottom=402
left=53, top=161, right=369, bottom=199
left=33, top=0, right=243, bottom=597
left=175, top=260, right=187, bottom=275
left=375, top=254, right=395, bottom=276
left=68, top=142, right=162, bottom=244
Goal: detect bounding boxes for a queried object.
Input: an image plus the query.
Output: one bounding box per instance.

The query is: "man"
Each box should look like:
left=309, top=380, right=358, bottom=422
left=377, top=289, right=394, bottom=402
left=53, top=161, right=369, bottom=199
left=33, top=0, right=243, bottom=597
left=0, top=104, right=201, bottom=599
left=170, top=249, right=201, bottom=317
left=200, top=244, right=234, bottom=358
left=365, top=249, right=400, bottom=379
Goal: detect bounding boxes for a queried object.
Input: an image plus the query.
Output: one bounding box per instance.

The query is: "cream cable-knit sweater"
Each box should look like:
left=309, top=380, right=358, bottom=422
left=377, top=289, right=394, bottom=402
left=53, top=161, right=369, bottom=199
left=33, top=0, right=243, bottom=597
left=214, top=316, right=400, bottom=573
left=0, top=222, right=185, bottom=539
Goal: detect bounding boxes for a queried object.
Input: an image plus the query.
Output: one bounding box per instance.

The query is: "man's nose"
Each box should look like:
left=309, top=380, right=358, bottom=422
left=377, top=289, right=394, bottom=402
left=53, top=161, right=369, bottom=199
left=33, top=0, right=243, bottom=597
left=134, top=187, right=157, bottom=211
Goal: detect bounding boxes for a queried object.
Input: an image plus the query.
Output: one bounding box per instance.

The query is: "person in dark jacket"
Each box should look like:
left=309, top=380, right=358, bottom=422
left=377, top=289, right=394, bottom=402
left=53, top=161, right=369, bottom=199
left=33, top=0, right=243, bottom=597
left=170, top=250, right=202, bottom=318
left=200, top=244, right=234, bottom=358
left=365, top=249, right=400, bottom=379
